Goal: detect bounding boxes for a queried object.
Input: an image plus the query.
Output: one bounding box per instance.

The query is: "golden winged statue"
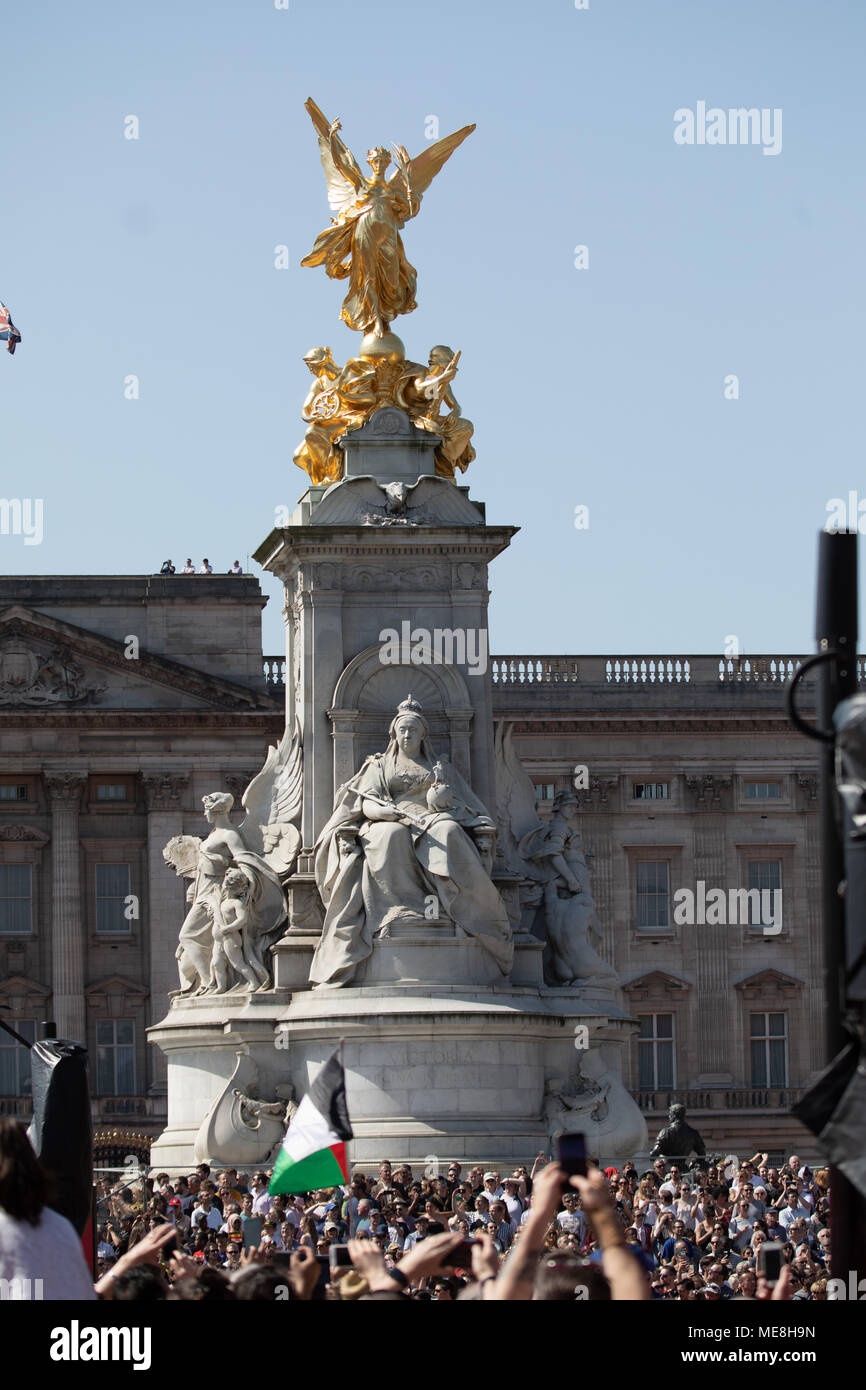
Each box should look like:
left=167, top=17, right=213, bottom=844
left=301, top=98, right=475, bottom=340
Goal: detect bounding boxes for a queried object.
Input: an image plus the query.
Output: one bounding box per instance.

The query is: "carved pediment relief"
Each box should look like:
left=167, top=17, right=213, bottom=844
left=0, top=634, right=105, bottom=707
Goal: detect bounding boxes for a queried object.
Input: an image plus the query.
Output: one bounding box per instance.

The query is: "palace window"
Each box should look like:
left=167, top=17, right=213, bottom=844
left=0, top=1019, right=35, bottom=1095
left=95, top=864, right=132, bottom=935
left=747, top=860, right=782, bottom=930
left=0, top=864, right=32, bottom=935
left=637, top=1013, right=675, bottom=1089
left=95, top=1020, right=136, bottom=1095
left=0, top=782, right=31, bottom=802
left=95, top=783, right=129, bottom=801
left=534, top=784, right=555, bottom=801
left=750, top=1012, right=788, bottom=1088
left=633, top=782, right=670, bottom=800
left=745, top=781, right=781, bottom=800
left=636, top=861, right=670, bottom=930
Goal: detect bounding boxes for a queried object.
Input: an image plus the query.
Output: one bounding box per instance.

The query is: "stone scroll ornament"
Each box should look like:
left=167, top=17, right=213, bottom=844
left=310, top=696, right=512, bottom=987
left=163, top=721, right=303, bottom=997
left=543, top=1050, right=648, bottom=1160
left=493, top=722, right=618, bottom=988
left=194, top=1051, right=298, bottom=1167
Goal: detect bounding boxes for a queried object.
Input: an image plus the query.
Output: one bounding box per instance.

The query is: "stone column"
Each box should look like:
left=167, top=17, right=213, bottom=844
left=142, top=774, right=189, bottom=1093
left=44, top=773, right=88, bottom=1043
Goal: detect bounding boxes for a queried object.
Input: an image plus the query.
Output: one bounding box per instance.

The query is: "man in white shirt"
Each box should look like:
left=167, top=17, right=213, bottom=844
left=250, top=1172, right=273, bottom=1216
left=229, top=561, right=243, bottom=575
left=198, top=559, right=213, bottom=574
left=181, top=558, right=195, bottom=574
left=555, top=1191, right=586, bottom=1243
left=191, top=1194, right=222, bottom=1232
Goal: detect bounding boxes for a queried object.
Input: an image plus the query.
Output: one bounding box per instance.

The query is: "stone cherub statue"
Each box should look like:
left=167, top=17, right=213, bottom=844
left=311, top=696, right=512, bottom=987
left=163, top=722, right=303, bottom=996
left=493, top=723, right=618, bottom=988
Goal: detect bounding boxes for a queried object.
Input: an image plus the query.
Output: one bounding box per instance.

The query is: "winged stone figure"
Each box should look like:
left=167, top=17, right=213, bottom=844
left=300, top=97, right=475, bottom=337
left=164, top=721, right=303, bottom=996
left=240, top=718, right=304, bottom=880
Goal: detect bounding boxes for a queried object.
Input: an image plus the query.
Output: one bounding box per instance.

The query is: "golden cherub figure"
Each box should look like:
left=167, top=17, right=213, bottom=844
left=301, top=98, right=475, bottom=340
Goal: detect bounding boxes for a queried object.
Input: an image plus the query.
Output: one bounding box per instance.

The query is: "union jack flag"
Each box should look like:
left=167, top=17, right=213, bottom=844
left=0, top=300, right=21, bottom=354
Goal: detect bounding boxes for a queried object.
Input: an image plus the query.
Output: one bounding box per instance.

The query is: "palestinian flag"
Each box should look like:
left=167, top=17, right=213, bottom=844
left=269, top=1049, right=353, bottom=1195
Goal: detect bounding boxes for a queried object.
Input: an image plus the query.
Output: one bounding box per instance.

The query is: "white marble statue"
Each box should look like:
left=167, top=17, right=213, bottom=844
left=163, top=722, right=302, bottom=995
left=544, top=1048, right=648, bottom=1159
left=494, top=723, right=617, bottom=988
left=311, top=696, right=513, bottom=986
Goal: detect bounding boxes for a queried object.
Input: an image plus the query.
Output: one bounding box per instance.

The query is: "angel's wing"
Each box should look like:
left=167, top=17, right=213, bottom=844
left=493, top=721, right=547, bottom=874
left=240, top=719, right=303, bottom=858
left=305, top=97, right=364, bottom=216
left=389, top=123, right=475, bottom=200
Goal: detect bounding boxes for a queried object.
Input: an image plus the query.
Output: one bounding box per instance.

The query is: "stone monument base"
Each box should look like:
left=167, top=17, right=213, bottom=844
left=148, top=933, right=646, bottom=1170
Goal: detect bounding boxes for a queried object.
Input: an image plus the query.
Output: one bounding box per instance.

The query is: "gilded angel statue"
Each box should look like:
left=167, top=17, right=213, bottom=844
left=300, top=98, right=475, bottom=338
left=163, top=721, right=303, bottom=995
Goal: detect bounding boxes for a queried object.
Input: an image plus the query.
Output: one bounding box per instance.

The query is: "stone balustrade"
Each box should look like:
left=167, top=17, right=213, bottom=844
left=491, top=655, right=866, bottom=687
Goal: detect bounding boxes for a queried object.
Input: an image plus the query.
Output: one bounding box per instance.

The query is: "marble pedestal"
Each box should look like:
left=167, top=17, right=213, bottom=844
left=148, top=930, right=643, bottom=1170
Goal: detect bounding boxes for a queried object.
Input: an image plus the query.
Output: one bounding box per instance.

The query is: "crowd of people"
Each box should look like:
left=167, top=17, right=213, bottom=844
left=0, top=1123, right=831, bottom=1301
left=159, top=559, right=244, bottom=575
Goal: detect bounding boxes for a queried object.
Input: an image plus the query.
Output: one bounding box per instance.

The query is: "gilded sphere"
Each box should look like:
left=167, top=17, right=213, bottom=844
left=359, top=329, right=405, bottom=362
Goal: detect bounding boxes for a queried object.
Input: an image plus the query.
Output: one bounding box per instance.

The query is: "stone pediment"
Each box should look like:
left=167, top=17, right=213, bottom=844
left=0, top=606, right=275, bottom=712
left=622, top=970, right=691, bottom=997
left=734, top=968, right=803, bottom=997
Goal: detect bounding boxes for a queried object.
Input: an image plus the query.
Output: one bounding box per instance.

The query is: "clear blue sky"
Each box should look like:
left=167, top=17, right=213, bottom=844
left=2, top=0, right=863, bottom=657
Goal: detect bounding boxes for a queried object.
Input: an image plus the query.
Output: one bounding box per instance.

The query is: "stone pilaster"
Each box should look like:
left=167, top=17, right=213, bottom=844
left=44, top=773, right=88, bottom=1042
left=142, top=773, right=190, bottom=1092
left=687, top=786, right=732, bottom=1084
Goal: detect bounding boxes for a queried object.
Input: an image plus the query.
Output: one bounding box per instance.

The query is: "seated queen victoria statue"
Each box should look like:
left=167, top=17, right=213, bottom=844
left=311, top=697, right=513, bottom=986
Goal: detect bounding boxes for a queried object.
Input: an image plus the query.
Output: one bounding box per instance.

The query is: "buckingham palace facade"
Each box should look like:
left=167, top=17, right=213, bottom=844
left=0, top=574, right=836, bottom=1159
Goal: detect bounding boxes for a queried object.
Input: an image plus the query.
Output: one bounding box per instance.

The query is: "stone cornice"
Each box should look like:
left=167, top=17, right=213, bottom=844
left=497, top=718, right=800, bottom=734
left=0, top=711, right=284, bottom=731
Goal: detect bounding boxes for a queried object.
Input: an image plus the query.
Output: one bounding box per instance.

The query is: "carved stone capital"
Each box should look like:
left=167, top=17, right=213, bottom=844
left=684, top=774, right=732, bottom=810
left=142, top=773, right=189, bottom=811
left=583, top=775, right=618, bottom=809
left=44, top=772, right=88, bottom=805
left=795, top=773, right=819, bottom=809
left=225, top=772, right=257, bottom=801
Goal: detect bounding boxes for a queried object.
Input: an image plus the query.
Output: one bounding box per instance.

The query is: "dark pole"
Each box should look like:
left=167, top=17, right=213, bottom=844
left=815, top=530, right=858, bottom=1058
left=813, top=529, right=863, bottom=1284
